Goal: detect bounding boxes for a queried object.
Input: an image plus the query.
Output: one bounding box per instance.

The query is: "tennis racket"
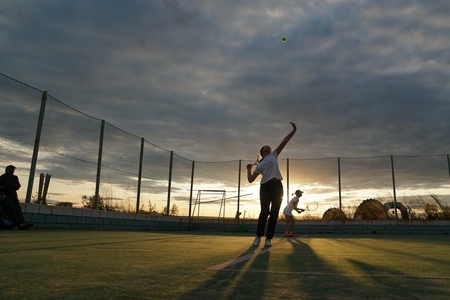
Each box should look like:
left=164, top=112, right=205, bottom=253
left=305, top=202, right=319, bottom=211
left=298, top=202, right=318, bottom=212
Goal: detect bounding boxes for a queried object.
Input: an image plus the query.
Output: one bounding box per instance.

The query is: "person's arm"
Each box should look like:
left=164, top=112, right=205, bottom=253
left=275, top=122, right=297, bottom=155
left=246, top=164, right=260, bottom=183
left=11, top=176, right=21, bottom=191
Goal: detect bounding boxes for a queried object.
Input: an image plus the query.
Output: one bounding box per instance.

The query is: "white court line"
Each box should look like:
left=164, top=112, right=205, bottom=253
left=207, top=235, right=308, bottom=271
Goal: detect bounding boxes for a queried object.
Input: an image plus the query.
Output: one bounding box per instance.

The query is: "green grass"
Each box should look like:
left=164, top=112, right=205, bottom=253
left=1, top=230, right=449, bottom=299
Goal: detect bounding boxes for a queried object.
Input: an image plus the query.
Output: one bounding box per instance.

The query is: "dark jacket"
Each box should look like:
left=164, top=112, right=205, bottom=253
left=0, top=173, right=21, bottom=200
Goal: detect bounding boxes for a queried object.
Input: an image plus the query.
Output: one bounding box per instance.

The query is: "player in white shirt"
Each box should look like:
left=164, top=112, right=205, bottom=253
left=283, top=190, right=304, bottom=237
left=247, top=122, right=297, bottom=247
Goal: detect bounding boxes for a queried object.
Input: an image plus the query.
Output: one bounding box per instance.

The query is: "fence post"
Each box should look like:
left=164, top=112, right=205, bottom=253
left=26, top=91, right=48, bottom=204
left=338, top=157, right=342, bottom=223
left=166, top=151, right=173, bottom=216
left=286, top=158, right=290, bottom=204
left=189, top=160, right=195, bottom=218
left=236, top=160, right=242, bottom=221
left=390, top=155, right=398, bottom=220
left=447, top=154, right=450, bottom=181
left=136, top=137, right=144, bottom=213
left=94, top=120, right=105, bottom=210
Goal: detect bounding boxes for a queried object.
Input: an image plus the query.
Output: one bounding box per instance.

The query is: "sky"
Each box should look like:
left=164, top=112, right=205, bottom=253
left=1, top=0, right=449, bottom=164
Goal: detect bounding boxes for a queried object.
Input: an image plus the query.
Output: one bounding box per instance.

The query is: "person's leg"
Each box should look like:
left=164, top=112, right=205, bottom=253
left=284, top=214, right=289, bottom=234
left=256, top=186, right=271, bottom=237
left=290, top=218, right=295, bottom=233
left=1, top=196, right=24, bottom=226
left=285, top=215, right=294, bottom=236
left=265, top=181, right=283, bottom=240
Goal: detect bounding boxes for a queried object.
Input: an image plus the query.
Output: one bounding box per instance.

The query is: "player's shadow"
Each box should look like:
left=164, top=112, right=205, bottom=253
left=181, top=245, right=271, bottom=300
left=285, top=236, right=449, bottom=299
left=285, top=237, right=383, bottom=298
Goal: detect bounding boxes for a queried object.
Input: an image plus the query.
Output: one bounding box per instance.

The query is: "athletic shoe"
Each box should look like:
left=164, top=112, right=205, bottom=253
left=18, top=222, right=34, bottom=230
left=264, top=238, right=272, bottom=247
left=289, top=233, right=297, bottom=237
left=284, top=232, right=290, bottom=237
left=252, top=236, right=261, bottom=247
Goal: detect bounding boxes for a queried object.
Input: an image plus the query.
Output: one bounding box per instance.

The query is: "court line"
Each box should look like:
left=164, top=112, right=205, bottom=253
left=207, top=235, right=308, bottom=271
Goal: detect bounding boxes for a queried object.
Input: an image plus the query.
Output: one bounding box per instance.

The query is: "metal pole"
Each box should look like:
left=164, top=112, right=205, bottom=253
left=166, top=151, right=174, bottom=216
left=390, top=155, right=398, bottom=220
left=447, top=154, right=450, bottom=181
left=338, top=157, right=342, bottom=223
left=189, top=161, right=195, bottom=218
left=94, top=120, right=105, bottom=210
left=237, top=160, right=241, bottom=221
left=26, top=91, right=48, bottom=204
left=286, top=158, right=290, bottom=204
left=136, top=137, right=144, bottom=213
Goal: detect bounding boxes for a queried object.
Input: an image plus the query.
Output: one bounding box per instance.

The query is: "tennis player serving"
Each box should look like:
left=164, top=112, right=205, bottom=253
left=247, top=122, right=297, bottom=247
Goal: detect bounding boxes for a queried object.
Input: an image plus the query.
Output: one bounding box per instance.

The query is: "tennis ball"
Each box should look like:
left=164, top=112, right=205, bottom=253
left=282, top=37, right=286, bottom=42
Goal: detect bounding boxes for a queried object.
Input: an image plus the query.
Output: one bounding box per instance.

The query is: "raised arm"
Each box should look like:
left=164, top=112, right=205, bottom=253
left=275, top=122, right=297, bottom=155
left=246, top=164, right=259, bottom=183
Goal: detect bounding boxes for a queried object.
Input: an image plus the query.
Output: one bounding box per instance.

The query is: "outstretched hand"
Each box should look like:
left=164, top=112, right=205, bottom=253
left=275, top=121, right=297, bottom=155
left=290, top=121, right=297, bottom=131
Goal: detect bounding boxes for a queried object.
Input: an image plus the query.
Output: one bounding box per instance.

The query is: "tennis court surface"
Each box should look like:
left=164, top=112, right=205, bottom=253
left=1, top=230, right=449, bottom=299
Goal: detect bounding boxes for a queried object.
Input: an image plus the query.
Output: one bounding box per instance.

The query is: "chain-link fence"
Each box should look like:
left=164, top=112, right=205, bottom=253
left=1, top=73, right=449, bottom=220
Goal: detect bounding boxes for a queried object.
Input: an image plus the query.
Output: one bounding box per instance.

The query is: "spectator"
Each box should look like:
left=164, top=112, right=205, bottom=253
left=0, top=165, right=33, bottom=230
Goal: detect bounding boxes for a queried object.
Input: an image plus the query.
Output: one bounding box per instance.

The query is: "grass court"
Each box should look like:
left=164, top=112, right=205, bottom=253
left=1, top=230, right=449, bottom=299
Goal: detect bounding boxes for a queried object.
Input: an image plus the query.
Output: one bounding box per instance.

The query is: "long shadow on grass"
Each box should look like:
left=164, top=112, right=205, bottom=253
left=286, top=236, right=450, bottom=299
left=345, top=258, right=450, bottom=298
left=181, top=245, right=270, bottom=299
left=285, top=237, right=385, bottom=299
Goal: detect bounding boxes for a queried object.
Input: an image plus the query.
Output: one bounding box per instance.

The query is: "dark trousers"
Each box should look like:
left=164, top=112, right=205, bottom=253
left=0, top=195, right=25, bottom=226
left=256, top=180, right=283, bottom=239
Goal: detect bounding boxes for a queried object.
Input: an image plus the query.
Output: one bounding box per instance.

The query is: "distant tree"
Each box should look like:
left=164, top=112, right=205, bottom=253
left=82, top=195, right=106, bottom=210
left=161, top=204, right=179, bottom=216
left=139, top=200, right=158, bottom=214
left=169, top=204, right=179, bottom=216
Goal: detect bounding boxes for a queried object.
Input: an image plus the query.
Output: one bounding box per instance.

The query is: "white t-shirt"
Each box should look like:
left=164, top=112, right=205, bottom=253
left=255, top=150, right=283, bottom=184
left=283, top=196, right=300, bottom=216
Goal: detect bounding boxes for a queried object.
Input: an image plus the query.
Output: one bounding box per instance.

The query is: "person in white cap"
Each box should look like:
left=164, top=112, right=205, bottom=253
left=283, top=189, right=304, bottom=237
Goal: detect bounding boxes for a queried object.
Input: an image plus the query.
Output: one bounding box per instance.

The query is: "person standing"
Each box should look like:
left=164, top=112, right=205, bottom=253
left=0, top=165, right=33, bottom=230
left=247, top=122, right=297, bottom=247
left=283, top=189, right=304, bottom=237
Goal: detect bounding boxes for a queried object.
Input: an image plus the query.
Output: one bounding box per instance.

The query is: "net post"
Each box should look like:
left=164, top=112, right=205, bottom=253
left=26, top=91, right=48, bottom=204
left=166, top=151, right=174, bottom=216
left=286, top=158, right=290, bottom=204
left=94, top=120, right=105, bottom=210
left=136, top=137, right=144, bottom=214
left=338, top=157, right=342, bottom=223
left=447, top=154, right=450, bottom=181
left=390, top=155, right=398, bottom=220
left=236, top=160, right=241, bottom=223
left=189, top=160, right=195, bottom=218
